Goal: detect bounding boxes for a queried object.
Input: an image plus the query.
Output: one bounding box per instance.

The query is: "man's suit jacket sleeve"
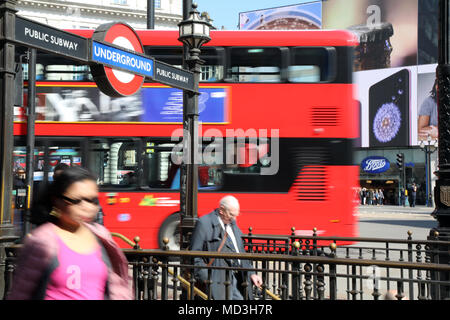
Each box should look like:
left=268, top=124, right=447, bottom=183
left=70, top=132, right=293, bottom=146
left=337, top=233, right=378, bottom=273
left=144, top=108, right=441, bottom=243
left=233, top=225, right=255, bottom=275
left=190, top=218, right=209, bottom=281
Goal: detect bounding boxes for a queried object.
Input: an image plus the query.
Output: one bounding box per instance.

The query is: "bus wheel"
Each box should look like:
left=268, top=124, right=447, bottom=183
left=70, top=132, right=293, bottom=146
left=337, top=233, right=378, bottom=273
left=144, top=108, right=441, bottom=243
left=158, top=213, right=181, bottom=251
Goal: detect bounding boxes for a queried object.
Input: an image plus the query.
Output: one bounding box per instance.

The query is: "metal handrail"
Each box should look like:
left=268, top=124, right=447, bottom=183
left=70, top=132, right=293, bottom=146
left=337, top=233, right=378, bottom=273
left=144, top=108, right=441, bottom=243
left=111, top=232, right=139, bottom=248
left=5, top=238, right=450, bottom=300
left=124, top=248, right=450, bottom=272
left=243, top=232, right=450, bottom=246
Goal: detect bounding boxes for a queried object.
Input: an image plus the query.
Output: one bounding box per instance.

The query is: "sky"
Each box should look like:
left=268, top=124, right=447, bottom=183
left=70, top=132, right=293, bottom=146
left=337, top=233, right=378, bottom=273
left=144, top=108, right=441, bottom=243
left=194, top=0, right=317, bottom=30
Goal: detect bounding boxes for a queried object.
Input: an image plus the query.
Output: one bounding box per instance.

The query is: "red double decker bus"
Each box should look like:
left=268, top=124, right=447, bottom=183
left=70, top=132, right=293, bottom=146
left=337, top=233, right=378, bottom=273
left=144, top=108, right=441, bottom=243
left=13, top=29, right=359, bottom=249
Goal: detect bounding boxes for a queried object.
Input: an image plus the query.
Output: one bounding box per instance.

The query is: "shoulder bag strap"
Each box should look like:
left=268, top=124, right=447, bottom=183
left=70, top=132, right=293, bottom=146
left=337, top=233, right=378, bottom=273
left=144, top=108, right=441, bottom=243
left=206, top=230, right=228, bottom=267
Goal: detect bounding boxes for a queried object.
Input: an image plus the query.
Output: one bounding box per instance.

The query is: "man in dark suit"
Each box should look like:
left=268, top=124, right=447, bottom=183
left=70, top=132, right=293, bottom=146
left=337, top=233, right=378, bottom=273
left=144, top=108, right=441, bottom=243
left=190, top=195, right=263, bottom=300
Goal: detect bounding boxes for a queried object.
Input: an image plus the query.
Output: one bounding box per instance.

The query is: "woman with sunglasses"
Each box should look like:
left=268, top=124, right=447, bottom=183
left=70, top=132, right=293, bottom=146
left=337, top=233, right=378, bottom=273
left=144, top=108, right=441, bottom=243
left=7, top=166, right=133, bottom=300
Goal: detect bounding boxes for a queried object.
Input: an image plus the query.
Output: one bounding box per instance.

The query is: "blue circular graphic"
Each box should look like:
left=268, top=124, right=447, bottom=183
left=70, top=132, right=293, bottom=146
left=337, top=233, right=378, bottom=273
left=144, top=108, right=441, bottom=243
left=373, top=102, right=402, bottom=143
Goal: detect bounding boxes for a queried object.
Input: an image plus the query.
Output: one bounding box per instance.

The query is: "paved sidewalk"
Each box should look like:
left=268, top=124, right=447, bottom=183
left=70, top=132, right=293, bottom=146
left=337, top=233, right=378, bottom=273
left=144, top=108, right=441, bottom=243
left=358, top=204, right=435, bottom=215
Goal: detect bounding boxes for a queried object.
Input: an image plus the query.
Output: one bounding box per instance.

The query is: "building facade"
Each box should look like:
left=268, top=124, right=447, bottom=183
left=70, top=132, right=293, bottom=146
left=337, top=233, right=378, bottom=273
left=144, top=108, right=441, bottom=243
left=356, top=147, right=437, bottom=207
left=15, top=0, right=183, bottom=80
left=15, top=0, right=182, bottom=30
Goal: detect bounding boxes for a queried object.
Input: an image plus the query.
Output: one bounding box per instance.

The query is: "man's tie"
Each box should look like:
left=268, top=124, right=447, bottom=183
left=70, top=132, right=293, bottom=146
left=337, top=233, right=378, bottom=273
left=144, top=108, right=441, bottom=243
left=225, top=224, right=241, bottom=265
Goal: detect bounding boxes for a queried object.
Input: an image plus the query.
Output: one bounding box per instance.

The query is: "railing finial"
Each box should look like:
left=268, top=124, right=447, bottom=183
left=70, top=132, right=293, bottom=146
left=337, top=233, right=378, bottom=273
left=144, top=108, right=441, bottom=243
left=163, top=237, right=170, bottom=250
left=330, top=242, right=337, bottom=254
left=407, top=230, right=413, bottom=240
left=133, top=236, right=141, bottom=250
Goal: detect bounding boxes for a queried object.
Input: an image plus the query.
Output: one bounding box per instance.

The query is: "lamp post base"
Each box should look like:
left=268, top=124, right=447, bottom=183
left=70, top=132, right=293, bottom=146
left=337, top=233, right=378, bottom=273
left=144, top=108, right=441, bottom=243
left=0, top=224, right=19, bottom=299
left=179, top=216, right=197, bottom=250
left=428, top=228, right=450, bottom=299
left=427, top=193, right=434, bottom=207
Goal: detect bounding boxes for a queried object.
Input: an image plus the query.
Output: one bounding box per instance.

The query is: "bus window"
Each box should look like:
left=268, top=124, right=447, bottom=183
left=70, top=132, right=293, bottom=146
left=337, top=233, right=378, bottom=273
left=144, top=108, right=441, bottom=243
left=223, top=138, right=272, bottom=174
left=48, top=145, right=82, bottom=180
left=227, top=47, right=286, bottom=83
left=145, top=46, right=224, bottom=82
left=141, top=140, right=224, bottom=190
left=89, top=139, right=139, bottom=187
left=12, top=146, right=46, bottom=182
left=145, top=46, right=183, bottom=66
left=142, top=142, right=178, bottom=189
left=199, top=47, right=224, bottom=82
left=38, top=64, right=92, bottom=81
left=288, top=47, right=337, bottom=82
left=199, top=140, right=224, bottom=189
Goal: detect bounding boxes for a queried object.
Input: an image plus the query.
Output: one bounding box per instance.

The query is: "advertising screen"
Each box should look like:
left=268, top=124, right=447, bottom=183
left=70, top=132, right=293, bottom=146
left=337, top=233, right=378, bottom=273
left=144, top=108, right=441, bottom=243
left=239, top=2, right=322, bottom=30
left=15, top=85, right=230, bottom=124
left=323, top=0, right=438, bottom=147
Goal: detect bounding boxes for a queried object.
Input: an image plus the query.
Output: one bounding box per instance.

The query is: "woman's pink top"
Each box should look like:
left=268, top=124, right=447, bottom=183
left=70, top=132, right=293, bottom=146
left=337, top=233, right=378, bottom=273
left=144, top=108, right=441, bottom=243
left=44, top=236, right=108, bottom=300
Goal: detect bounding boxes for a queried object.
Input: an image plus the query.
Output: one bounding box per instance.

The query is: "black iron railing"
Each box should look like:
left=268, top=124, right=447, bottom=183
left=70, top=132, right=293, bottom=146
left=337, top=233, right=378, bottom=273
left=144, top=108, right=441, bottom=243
left=3, top=230, right=450, bottom=300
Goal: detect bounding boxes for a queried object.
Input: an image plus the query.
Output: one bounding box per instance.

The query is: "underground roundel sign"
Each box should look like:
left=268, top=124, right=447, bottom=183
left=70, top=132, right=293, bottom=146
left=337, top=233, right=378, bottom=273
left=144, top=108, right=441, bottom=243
left=90, top=22, right=147, bottom=97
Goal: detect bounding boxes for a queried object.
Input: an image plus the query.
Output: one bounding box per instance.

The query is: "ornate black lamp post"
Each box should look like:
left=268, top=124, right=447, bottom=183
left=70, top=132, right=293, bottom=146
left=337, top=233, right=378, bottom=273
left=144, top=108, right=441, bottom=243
left=434, top=0, right=450, bottom=233
left=178, top=3, right=211, bottom=250
left=420, top=135, right=438, bottom=207
left=428, top=0, right=450, bottom=300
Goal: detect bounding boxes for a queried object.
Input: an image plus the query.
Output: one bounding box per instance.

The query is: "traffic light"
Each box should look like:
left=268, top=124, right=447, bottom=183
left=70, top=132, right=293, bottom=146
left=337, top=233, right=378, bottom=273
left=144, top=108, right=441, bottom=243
left=103, top=152, right=109, bottom=167
left=396, top=153, right=404, bottom=169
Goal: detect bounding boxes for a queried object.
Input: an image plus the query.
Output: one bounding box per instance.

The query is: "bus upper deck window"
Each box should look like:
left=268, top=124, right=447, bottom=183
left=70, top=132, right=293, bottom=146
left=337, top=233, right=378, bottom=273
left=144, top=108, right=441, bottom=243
left=288, top=47, right=336, bottom=83
left=228, top=47, right=285, bottom=83
left=145, top=46, right=224, bottom=82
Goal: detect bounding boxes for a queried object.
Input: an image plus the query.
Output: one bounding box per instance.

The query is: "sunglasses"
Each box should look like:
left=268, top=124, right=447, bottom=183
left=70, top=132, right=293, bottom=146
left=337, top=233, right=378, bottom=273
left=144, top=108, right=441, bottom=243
left=60, top=195, right=99, bottom=206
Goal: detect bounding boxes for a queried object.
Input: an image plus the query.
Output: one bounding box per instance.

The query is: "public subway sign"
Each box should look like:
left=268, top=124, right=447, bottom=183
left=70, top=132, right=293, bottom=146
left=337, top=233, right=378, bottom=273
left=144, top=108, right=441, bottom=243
left=91, top=41, right=154, bottom=79
left=14, top=18, right=195, bottom=97
left=90, top=22, right=149, bottom=97
left=154, top=60, right=194, bottom=92
left=15, top=16, right=88, bottom=61
left=361, top=156, right=390, bottom=173
left=89, top=22, right=195, bottom=96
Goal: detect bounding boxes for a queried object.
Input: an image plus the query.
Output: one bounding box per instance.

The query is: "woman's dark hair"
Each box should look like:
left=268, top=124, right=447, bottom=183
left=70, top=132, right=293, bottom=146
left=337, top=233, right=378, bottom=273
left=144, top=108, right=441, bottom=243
left=50, top=166, right=97, bottom=201
left=430, top=79, right=438, bottom=102
left=31, top=166, right=97, bottom=225
left=53, top=162, right=70, bottom=176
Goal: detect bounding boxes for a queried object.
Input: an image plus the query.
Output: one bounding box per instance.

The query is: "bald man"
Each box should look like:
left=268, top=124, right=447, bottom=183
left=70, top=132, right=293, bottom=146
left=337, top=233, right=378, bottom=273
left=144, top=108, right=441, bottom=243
left=190, top=195, right=262, bottom=300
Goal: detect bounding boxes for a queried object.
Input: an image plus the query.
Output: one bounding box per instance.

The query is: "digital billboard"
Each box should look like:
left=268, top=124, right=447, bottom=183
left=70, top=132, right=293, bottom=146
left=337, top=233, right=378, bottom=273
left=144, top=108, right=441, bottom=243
left=239, top=2, right=322, bottom=30
left=323, top=0, right=438, bottom=147
left=15, top=85, right=230, bottom=124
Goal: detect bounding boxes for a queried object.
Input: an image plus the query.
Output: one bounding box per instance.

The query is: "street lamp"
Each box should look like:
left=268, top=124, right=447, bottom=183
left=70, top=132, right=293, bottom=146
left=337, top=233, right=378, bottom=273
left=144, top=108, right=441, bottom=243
left=178, top=3, right=212, bottom=250
left=420, top=135, right=438, bottom=207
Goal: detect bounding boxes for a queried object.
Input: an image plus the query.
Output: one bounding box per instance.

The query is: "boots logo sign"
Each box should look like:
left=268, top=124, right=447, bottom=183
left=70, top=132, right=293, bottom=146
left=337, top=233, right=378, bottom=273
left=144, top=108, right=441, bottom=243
left=361, top=156, right=390, bottom=173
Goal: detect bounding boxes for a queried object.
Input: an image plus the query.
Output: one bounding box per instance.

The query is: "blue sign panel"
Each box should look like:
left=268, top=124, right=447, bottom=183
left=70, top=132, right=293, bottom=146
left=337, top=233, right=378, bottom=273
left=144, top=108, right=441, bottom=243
left=141, top=87, right=229, bottom=123
left=361, top=156, right=390, bottom=173
left=92, top=41, right=154, bottom=78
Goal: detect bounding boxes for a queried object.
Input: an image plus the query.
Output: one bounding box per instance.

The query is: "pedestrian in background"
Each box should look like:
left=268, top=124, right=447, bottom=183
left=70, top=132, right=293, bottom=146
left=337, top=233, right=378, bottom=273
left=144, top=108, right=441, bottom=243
left=378, top=189, right=384, bottom=206
left=374, top=189, right=379, bottom=206
left=411, top=183, right=417, bottom=207
left=7, top=166, right=132, bottom=300
left=361, top=187, right=367, bottom=205
left=190, top=195, right=263, bottom=300
left=400, top=188, right=406, bottom=207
